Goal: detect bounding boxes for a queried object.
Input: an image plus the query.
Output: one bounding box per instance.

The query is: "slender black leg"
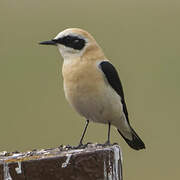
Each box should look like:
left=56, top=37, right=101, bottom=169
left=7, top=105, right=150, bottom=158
left=105, top=122, right=111, bottom=145
left=79, top=120, right=89, bottom=146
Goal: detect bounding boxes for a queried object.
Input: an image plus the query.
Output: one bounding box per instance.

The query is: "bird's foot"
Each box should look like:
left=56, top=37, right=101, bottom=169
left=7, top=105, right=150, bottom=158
left=74, top=143, right=86, bottom=149
left=103, top=141, right=111, bottom=147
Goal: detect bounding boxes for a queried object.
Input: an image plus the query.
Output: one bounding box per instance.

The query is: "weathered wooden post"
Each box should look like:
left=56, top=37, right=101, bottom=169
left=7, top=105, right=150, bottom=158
left=0, top=144, right=122, bottom=180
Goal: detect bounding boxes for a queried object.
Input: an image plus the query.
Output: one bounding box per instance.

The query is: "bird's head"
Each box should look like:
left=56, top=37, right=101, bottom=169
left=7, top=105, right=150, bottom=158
left=39, top=28, right=105, bottom=60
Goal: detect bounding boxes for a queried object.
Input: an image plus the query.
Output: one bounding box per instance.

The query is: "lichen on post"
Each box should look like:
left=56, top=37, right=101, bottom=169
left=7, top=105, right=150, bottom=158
left=0, top=144, right=122, bottom=180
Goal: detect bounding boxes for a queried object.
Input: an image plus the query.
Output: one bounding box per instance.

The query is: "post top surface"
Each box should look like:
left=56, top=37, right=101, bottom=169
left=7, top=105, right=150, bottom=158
left=0, top=143, right=122, bottom=164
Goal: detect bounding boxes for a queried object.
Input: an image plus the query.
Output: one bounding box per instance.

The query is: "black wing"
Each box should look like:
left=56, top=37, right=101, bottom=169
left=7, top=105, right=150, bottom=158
left=99, top=61, right=129, bottom=123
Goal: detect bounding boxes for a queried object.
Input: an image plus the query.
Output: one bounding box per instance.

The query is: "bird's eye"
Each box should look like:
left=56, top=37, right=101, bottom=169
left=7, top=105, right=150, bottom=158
left=73, top=39, right=80, bottom=44
left=59, top=35, right=86, bottom=50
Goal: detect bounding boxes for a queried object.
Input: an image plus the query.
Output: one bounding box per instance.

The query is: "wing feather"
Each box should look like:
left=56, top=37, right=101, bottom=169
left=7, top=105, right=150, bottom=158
left=99, top=61, right=129, bottom=123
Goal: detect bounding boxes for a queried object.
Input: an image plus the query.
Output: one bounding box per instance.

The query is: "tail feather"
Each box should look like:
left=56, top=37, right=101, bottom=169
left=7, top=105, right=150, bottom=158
left=118, top=127, right=145, bottom=150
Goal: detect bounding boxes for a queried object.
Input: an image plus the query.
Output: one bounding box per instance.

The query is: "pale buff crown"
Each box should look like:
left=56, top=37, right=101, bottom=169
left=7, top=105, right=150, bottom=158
left=54, top=28, right=106, bottom=61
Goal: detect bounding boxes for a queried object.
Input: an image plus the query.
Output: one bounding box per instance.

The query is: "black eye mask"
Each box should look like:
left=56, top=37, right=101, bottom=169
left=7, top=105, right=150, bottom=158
left=53, top=35, right=86, bottom=50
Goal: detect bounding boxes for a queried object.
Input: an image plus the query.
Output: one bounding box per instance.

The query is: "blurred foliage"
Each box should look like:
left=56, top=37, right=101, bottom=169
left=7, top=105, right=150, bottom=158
left=0, top=0, right=180, bottom=179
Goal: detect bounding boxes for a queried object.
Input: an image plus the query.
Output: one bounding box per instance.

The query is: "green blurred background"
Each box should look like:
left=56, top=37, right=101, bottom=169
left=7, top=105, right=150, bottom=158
left=0, top=0, right=180, bottom=179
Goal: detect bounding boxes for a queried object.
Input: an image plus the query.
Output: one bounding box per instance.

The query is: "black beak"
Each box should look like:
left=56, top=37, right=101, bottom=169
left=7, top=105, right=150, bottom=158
left=39, top=40, right=57, bottom=46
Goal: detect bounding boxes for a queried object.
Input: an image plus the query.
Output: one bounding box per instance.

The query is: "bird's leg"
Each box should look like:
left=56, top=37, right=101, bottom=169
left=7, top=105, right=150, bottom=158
left=105, top=122, right=111, bottom=145
left=78, top=119, right=89, bottom=147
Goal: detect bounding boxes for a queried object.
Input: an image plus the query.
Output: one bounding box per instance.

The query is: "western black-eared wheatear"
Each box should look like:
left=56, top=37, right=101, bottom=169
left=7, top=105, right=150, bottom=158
left=40, top=28, right=145, bottom=150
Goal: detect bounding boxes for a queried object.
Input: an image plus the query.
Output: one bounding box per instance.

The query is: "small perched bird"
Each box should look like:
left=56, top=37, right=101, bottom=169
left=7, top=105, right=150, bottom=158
left=40, top=28, right=145, bottom=150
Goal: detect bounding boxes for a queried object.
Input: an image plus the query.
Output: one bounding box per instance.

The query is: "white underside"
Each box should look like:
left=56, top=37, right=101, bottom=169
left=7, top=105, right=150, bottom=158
left=64, top=79, right=132, bottom=139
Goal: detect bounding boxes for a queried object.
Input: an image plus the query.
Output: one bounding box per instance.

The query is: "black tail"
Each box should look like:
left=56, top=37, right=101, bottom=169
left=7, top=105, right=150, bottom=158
left=117, top=127, right=145, bottom=150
